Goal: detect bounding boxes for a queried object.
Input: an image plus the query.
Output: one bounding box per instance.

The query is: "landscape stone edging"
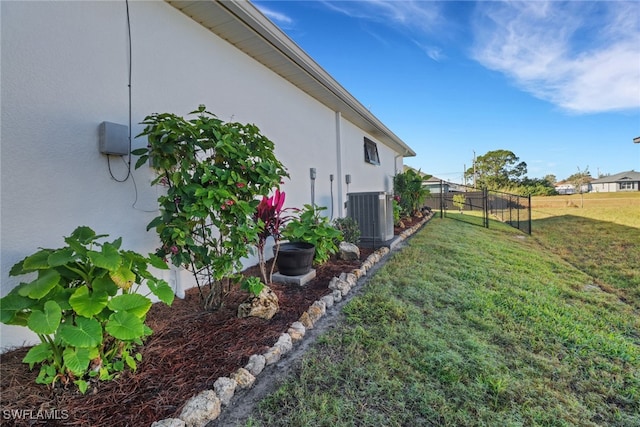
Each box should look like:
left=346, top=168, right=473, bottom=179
left=150, top=213, right=432, bottom=427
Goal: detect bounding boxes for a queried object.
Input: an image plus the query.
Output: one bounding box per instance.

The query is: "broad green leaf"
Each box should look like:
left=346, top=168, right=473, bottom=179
left=105, top=311, right=145, bottom=340
left=69, top=286, right=109, bottom=318
left=92, top=276, right=119, bottom=296
left=23, top=249, right=52, bottom=271
left=63, top=347, right=91, bottom=376
left=9, top=256, right=30, bottom=276
left=142, top=324, right=153, bottom=337
left=27, top=300, right=62, bottom=335
left=0, top=291, right=36, bottom=324
left=131, top=147, right=148, bottom=156
left=146, top=279, right=175, bottom=306
left=47, top=247, right=76, bottom=267
left=135, top=154, right=149, bottom=169
left=124, top=353, right=137, bottom=371
left=111, top=237, right=122, bottom=250
left=107, top=294, right=151, bottom=318
left=48, top=286, right=74, bottom=311
left=146, top=216, right=164, bottom=231
left=18, top=269, right=60, bottom=299
left=110, top=266, right=136, bottom=291
left=69, top=226, right=98, bottom=244
left=147, top=254, right=169, bottom=270
left=58, top=316, right=102, bottom=348
left=87, top=243, right=121, bottom=271
left=35, top=364, right=57, bottom=385
left=74, top=379, right=89, bottom=394
left=22, top=343, right=54, bottom=368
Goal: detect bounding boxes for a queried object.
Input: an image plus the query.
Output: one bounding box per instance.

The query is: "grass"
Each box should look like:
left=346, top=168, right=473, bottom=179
left=531, top=193, right=640, bottom=307
left=531, top=192, right=640, bottom=228
left=245, top=199, right=639, bottom=426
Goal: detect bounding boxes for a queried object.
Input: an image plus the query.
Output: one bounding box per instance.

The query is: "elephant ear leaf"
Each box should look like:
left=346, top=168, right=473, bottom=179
left=105, top=311, right=145, bottom=341
left=146, top=279, right=175, bottom=306
left=69, top=286, right=109, bottom=318
left=58, top=317, right=102, bottom=348
left=63, top=347, right=92, bottom=376
left=88, top=243, right=121, bottom=271
left=27, top=301, right=62, bottom=335
left=23, top=343, right=54, bottom=369
left=107, top=294, right=152, bottom=318
left=0, top=291, right=36, bottom=324
left=18, top=269, right=60, bottom=299
left=110, top=266, right=136, bottom=291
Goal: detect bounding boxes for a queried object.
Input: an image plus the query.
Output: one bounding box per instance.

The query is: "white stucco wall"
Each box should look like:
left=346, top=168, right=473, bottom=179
left=0, top=1, right=406, bottom=350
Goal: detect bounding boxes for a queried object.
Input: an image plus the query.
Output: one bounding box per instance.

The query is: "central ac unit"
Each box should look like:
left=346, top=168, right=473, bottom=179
left=347, top=191, right=394, bottom=244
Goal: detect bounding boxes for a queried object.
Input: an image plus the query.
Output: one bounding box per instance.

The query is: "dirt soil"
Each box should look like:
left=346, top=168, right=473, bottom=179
left=1, top=217, right=425, bottom=427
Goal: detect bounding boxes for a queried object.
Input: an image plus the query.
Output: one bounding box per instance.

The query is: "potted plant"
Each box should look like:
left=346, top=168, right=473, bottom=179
left=277, top=204, right=342, bottom=276
left=273, top=241, right=316, bottom=276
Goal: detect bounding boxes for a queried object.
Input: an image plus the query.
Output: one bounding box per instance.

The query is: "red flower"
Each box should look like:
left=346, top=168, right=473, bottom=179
left=236, top=182, right=246, bottom=188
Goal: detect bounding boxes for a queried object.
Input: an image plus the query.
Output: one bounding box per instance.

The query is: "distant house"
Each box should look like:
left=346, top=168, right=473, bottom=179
left=591, top=171, right=640, bottom=192
left=1, top=1, right=415, bottom=350
left=554, top=180, right=592, bottom=194
left=418, top=174, right=466, bottom=194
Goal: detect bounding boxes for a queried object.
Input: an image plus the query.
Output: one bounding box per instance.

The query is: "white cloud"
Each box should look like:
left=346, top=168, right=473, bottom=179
left=471, top=1, right=640, bottom=114
left=255, top=4, right=294, bottom=27
left=320, top=0, right=447, bottom=60
left=321, top=0, right=443, bottom=32
left=413, top=40, right=445, bottom=62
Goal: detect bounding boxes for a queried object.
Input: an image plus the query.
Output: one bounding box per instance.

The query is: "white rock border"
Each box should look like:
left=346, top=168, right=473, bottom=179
left=150, top=213, right=432, bottom=426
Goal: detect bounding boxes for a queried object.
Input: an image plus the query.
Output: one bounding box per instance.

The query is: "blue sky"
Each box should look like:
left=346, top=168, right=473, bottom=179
left=253, top=0, right=640, bottom=183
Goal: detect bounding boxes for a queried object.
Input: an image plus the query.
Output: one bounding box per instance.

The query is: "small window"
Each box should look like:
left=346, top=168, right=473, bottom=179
left=619, top=181, right=633, bottom=190
left=364, top=138, right=380, bottom=165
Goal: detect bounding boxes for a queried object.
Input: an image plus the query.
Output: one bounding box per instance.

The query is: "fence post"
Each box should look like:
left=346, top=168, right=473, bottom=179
left=440, top=180, right=444, bottom=219
left=528, top=194, right=532, bottom=235
left=484, top=188, right=489, bottom=228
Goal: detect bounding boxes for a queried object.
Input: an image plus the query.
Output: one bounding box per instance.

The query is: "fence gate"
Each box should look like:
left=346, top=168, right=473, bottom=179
left=423, top=181, right=531, bottom=234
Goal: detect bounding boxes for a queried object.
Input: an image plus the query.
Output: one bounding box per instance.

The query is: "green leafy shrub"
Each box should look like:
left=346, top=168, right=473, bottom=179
left=283, top=205, right=342, bottom=264
left=392, top=197, right=402, bottom=226
left=133, top=105, right=288, bottom=308
left=394, top=169, right=430, bottom=216
left=332, top=216, right=360, bottom=245
left=0, top=226, right=174, bottom=392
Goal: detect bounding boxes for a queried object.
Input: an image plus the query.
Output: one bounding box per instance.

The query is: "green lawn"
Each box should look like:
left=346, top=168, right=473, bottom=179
left=245, top=213, right=639, bottom=426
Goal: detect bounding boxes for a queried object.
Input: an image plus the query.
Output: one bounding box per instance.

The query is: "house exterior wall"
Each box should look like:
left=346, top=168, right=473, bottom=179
left=591, top=181, right=639, bottom=192
left=592, top=182, right=617, bottom=192
left=0, top=1, right=408, bottom=350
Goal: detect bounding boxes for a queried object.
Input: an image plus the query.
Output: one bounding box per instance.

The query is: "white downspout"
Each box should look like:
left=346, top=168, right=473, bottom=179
left=335, top=111, right=344, bottom=217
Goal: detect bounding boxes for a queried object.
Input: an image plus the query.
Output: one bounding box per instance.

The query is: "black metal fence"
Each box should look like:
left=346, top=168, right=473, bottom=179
left=488, top=189, right=531, bottom=234
left=423, top=181, right=531, bottom=234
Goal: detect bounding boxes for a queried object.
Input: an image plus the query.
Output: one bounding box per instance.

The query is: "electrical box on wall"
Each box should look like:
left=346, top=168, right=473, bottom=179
left=99, top=121, right=129, bottom=155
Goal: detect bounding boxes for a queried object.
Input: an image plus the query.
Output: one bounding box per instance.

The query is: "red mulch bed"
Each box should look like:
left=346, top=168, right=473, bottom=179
left=1, top=216, right=424, bottom=427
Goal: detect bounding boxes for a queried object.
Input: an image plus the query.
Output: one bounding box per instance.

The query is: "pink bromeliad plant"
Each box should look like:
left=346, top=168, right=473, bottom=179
left=254, top=189, right=294, bottom=284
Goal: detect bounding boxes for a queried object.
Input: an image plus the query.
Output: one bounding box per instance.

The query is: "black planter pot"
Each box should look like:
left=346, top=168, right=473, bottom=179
left=273, top=242, right=315, bottom=276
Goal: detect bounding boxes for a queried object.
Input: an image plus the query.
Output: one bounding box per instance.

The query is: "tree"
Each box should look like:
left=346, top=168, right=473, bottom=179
left=543, top=174, right=557, bottom=186
left=518, top=177, right=557, bottom=196
left=452, top=194, right=466, bottom=212
left=568, top=166, right=591, bottom=208
left=465, top=149, right=527, bottom=189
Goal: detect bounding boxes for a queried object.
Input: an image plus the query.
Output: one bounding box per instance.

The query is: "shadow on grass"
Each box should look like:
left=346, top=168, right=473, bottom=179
left=532, top=214, right=640, bottom=308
